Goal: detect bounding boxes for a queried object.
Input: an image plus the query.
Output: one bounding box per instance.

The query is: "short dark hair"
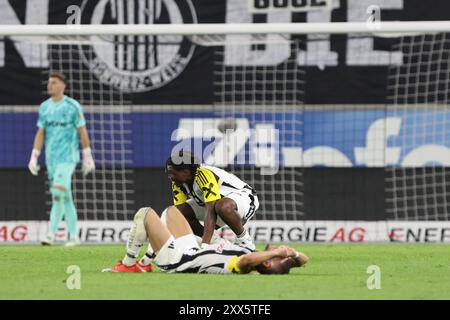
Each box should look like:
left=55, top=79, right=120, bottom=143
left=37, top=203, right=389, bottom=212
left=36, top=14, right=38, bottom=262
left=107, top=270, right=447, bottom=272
left=49, top=71, right=67, bottom=84
left=255, top=258, right=295, bottom=275
left=165, top=150, right=200, bottom=173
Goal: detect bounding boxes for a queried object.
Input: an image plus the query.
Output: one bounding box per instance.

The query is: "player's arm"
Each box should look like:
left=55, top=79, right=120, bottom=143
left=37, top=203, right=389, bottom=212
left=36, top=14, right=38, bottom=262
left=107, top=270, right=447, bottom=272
left=28, top=128, right=45, bottom=175
left=196, top=168, right=221, bottom=245
left=78, top=126, right=91, bottom=149
left=236, top=247, right=299, bottom=274
left=277, top=245, right=309, bottom=267
left=78, top=125, right=95, bottom=176
left=28, top=106, right=46, bottom=176
left=201, top=201, right=217, bottom=245
left=32, top=127, right=45, bottom=151
left=74, top=104, right=95, bottom=176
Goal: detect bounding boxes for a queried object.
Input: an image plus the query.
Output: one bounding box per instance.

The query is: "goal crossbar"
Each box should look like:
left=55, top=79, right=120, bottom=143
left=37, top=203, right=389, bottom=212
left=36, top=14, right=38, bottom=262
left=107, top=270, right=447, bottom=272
left=1, top=21, right=450, bottom=36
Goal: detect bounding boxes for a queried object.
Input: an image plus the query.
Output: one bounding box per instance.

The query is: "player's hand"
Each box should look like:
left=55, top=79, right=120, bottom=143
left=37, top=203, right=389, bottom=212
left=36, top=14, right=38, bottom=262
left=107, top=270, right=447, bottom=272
left=82, top=147, right=95, bottom=177
left=28, top=148, right=41, bottom=176
left=275, top=246, right=297, bottom=258
left=285, top=247, right=298, bottom=258
left=291, top=251, right=309, bottom=267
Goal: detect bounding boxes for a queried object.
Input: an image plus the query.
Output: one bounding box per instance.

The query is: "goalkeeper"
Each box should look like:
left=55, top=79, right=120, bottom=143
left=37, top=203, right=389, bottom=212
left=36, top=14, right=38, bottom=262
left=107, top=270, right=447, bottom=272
left=28, top=72, right=95, bottom=246
left=103, top=206, right=309, bottom=274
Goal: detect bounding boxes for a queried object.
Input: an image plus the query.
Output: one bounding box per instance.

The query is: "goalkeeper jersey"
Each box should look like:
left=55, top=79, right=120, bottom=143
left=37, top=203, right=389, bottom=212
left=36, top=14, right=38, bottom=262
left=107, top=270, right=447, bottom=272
left=158, top=242, right=253, bottom=274
left=171, top=165, right=256, bottom=206
left=37, top=95, right=86, bottom=165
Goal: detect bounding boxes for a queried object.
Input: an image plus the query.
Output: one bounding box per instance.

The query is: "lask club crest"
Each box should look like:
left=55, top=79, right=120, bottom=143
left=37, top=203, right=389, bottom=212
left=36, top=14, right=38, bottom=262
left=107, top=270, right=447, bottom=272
left=80, top=0, right=197, bottom=92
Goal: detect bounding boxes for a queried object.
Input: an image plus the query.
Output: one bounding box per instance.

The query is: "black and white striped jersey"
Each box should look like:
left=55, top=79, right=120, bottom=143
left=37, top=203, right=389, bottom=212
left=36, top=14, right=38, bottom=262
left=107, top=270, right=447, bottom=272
left=157, top=242, right=254, bottom=274
left=171, top=164, right=256, bottom=207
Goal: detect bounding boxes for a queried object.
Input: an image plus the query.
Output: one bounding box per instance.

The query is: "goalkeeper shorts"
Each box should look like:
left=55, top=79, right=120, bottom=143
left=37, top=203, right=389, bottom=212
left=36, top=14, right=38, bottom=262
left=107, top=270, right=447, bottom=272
left=47, top=162, right=77, bottom=190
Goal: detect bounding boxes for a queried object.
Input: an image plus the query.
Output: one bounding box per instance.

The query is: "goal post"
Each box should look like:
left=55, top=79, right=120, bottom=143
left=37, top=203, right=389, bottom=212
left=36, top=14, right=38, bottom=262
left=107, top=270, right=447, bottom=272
left=2, top=21, right=450, bottom=35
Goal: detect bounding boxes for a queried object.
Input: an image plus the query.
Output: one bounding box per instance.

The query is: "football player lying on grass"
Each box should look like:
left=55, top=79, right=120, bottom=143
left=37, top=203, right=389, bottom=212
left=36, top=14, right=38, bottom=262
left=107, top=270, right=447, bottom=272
left=102, top=206, right=309, bottom=274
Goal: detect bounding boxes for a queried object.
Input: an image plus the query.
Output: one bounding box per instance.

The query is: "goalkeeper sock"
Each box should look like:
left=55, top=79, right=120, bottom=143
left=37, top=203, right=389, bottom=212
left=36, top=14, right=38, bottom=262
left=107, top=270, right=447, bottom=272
left=139, top=244, right=155, bottom=266
left=123, top=208, right=149, bottom=266
left=49, top=188, right=66, bottom=233
left=64, top=191, right=78, bottom=239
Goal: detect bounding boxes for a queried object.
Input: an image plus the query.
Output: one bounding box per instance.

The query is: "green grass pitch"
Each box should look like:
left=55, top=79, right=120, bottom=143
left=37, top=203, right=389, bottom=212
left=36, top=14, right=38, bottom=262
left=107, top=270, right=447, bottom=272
left=1, top=244, right=449, bottom=300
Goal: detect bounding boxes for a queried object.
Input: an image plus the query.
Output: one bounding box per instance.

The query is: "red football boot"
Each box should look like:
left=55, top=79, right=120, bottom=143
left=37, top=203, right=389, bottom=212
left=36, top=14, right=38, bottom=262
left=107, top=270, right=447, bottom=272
left=102, top=261, right=143, bottom=273
left=136, top=261, right=153, bottom=273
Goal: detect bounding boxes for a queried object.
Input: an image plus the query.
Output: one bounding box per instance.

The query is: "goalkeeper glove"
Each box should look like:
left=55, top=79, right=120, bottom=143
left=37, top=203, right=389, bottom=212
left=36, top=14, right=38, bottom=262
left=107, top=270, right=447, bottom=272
left=28, top=148, right=41, bottom=176
left=82, top=147, right=96, bottom=177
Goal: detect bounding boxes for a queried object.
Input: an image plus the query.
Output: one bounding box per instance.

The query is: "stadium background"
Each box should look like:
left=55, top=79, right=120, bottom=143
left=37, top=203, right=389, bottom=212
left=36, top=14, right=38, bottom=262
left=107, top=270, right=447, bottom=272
left=1, top=0, right=450, bottom=243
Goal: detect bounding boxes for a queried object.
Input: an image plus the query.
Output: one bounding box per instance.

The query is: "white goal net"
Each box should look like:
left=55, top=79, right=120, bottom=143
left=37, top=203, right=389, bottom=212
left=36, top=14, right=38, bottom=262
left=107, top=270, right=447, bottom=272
left=3, top=22, right=450, bottom=232
left=212, top=38, right=304, bottom=221
left=386, top=33, right=450, bottom=221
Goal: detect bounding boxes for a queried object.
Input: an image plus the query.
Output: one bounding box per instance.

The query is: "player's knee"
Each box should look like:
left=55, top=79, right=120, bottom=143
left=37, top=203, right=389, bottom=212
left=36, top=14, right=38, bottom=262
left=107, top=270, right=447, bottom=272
left=51, top=187, right=66, bottom=202
left=137, top=207, right=161, bottom=228
left=134, top=207, right=152, bottom=224
left=215, top=198, right=237, bottom=216
left=160, top=206, right=173, bottom=227
left=166, top=206, right=184, bottom=223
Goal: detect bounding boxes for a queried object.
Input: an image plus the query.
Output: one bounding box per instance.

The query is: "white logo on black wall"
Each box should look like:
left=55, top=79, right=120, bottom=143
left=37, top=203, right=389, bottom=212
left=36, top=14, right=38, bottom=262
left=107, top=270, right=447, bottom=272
left=80, top=0, right=197, bottom=92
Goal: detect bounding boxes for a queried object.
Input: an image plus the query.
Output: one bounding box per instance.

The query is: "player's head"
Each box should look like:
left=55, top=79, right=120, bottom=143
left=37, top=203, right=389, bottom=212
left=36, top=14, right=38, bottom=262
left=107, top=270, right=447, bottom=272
left=255, top=244, right=307, bottom=275
left=165, top=150, right=201, bottom=186
left=47, top=72, right=66, bottom=97
left=255, top=257, right=292, bottom=275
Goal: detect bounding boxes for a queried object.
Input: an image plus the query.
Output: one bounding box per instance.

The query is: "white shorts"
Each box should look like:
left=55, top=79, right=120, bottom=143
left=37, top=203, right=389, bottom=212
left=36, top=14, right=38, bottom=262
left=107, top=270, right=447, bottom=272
left=186, top=191, right=259, bottom=227
left=153, top=234, right=199, bottom=268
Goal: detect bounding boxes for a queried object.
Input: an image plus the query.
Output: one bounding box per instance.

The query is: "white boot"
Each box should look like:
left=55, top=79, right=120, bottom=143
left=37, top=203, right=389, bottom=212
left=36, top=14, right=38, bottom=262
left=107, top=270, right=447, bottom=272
left=234, top=229, right=256, bottom=251
left=41, top=232, right=55, bottom=246
left=65, top=235, right=81, bottom=247
left=235, top=237, right=256, bottom=251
